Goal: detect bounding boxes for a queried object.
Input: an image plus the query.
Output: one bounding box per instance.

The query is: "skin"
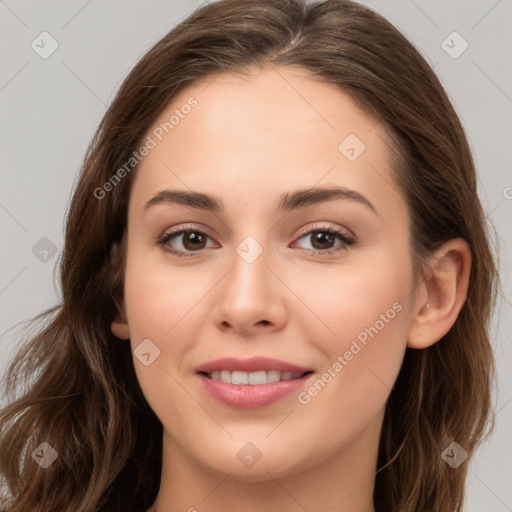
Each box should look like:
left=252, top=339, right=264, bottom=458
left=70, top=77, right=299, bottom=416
left=111, top=65, right=471, bottom=512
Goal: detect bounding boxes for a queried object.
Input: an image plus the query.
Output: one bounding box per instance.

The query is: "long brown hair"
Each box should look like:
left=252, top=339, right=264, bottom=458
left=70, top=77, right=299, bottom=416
left=0, top=0, right=498, bottom=510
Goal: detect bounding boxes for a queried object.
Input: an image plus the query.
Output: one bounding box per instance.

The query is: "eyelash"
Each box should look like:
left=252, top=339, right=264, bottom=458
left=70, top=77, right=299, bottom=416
left=156, top=224, right=356, bottom=258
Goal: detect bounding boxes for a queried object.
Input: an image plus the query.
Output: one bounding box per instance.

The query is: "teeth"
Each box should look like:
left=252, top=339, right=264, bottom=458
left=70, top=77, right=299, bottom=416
left=249, top=370, right=266, bottom=385
left=231, top=371, right=249, bottom=385
left=267, top=370, right=281, bottom=383
left=220, top=370, right=231, bottom=384
left=207, top=370, right=304, bottom=385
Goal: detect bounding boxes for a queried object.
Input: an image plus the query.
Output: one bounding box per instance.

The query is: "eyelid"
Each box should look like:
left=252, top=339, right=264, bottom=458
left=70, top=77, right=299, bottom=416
left=294, top=221, right=354, bottom=240
left=160, top=223, right=217, bottom=240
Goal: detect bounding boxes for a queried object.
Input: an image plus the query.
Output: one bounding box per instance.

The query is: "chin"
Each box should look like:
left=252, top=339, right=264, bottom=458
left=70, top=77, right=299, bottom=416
left=192, top=442, right=313, bottom=482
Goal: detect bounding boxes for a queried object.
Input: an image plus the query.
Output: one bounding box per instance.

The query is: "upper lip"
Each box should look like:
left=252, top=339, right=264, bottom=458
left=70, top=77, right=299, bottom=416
left=196, top=356, right=313, bottom=374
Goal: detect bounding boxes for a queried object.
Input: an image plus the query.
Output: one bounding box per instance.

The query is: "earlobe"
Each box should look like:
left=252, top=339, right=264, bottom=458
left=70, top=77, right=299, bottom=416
left=111, top=317, right=130, bottom=340
left=407, top=238, right=471, bottom=349
left=110, top=298, right=130, bottom=340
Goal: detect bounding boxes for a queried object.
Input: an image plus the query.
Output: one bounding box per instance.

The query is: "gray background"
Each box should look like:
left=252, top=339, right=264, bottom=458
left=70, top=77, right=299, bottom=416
left=1, top=0, right=510, bottom=509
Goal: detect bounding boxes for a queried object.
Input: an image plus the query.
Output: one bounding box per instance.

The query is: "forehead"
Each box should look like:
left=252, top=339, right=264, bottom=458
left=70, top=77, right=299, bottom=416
left=129, top=65, right=404, bottom=221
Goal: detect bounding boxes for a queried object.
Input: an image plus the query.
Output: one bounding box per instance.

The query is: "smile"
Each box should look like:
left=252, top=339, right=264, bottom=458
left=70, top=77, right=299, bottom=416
left=204, top=369, right=309, bottom=385
left=195, top=356, right=315, bottom=408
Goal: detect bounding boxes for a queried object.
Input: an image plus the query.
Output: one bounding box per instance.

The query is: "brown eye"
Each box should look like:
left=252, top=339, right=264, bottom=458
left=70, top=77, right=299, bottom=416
left=293, top=227, right=355, bottom=256
left=180, top=231, right=207, bottom=251
left=158, top=228, right=216, bottom=256
left=310, top=231, right=336, bottom=250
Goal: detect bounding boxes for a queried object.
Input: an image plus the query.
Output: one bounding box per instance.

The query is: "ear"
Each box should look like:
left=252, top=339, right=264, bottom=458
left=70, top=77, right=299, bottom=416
left=111, top=312, right=130, bottom=340
left=109, top=242, right=130, bottom=340
left=407, top=238, right=471, bottom=349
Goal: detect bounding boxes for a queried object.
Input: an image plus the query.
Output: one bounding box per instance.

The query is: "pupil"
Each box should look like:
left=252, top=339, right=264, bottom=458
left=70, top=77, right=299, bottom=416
left=313, top=231, right=334, bottom=249
left=184, top=232, right=205, bottom=250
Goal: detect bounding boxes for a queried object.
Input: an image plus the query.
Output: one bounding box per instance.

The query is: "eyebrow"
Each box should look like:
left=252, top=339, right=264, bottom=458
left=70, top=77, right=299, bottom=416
left=143, top=186, right=378, bottom=215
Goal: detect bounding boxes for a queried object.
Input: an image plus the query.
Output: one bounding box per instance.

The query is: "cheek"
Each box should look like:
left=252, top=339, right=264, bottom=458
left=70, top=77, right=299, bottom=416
left=123, top=253, right=206, bottom=343
left=122, top=260, right=199, bottom=422
left=292, top=252, right=411, bottom=418
left=287, top=250, right=412, bottom=350
left=295, top=305, right=408, bottom=455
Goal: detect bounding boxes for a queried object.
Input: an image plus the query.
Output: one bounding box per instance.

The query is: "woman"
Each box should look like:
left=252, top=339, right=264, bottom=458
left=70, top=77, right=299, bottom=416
left=0, top=0, right=497, bottom=510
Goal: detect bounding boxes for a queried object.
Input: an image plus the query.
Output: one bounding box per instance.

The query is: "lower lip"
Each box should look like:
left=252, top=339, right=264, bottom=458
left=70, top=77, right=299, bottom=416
left=197, top=373, right=313, bottom=409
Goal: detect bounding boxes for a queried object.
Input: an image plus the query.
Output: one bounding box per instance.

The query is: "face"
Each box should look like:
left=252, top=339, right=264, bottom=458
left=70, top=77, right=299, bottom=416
left=113, top=65, right=421, bottom=481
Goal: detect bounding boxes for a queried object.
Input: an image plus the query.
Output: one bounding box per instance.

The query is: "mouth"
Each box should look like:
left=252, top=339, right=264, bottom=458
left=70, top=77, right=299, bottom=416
left=195, top=357, right=315, bottom=409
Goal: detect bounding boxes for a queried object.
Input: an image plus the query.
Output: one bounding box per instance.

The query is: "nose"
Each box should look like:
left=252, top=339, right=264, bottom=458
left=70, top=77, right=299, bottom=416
left=210, top=243, right=288, bottom=337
